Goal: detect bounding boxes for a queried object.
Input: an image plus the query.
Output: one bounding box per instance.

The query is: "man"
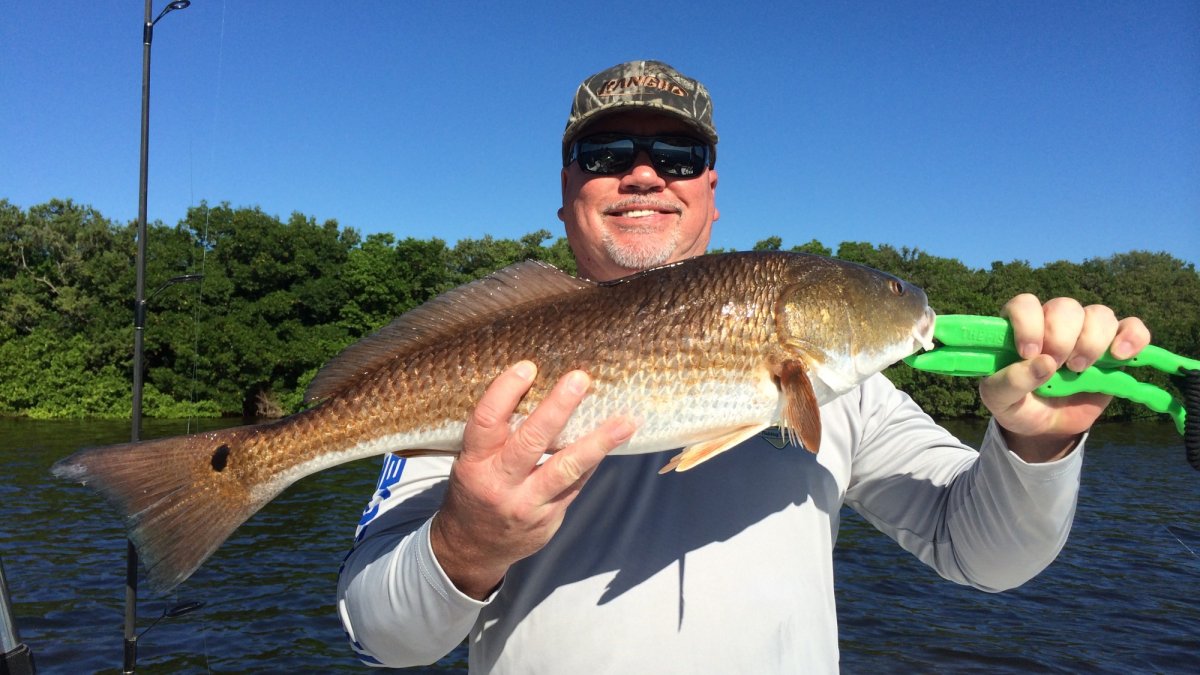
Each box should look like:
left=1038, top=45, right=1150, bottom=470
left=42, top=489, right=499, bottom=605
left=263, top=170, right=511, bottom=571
left=337, top=61, right=1149, bottom=672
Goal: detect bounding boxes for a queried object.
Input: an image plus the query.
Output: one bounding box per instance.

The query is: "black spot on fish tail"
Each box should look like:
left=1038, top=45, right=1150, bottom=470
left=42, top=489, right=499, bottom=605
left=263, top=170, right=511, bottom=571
left=51, top=423, right=293, bottom=593
left=211, top=444, right=230, bottom=472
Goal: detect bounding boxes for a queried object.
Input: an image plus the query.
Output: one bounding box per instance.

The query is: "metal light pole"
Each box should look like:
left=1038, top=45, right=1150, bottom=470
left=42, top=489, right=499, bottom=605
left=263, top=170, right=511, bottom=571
left=128, top=2, right=191, bottom=673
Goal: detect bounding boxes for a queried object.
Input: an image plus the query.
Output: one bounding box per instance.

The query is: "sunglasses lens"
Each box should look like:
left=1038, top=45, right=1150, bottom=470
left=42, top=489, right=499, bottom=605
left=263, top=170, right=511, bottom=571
left=577, top=137, right=636, bottom=175
left=574, top=135, right=709, bottom=177
left=651, top=138, right=708, bottom=177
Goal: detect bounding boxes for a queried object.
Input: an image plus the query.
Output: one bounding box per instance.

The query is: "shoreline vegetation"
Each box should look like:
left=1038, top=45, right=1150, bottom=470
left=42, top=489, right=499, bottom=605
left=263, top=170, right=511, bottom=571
left=3, top=197, right=1197, bottom=422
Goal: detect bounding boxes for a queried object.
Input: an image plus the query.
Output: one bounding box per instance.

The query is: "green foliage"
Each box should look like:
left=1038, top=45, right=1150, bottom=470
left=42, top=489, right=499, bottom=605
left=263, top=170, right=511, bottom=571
left=791, top=239, right=833, bottom=257
left=1, top=200, right=1197, bottom=426
left=0, top=329, right=129, bottom=418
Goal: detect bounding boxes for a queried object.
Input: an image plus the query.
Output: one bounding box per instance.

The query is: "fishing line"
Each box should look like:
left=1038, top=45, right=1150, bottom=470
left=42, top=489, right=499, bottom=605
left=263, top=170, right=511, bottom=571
left=197, top=6, right=227, bottom=668
left=135, top=601, right=206, bottom=640
left=185, top=128, right=202, bottom=436
left=1163, top=525, right=1198, bottom=561
left=185, top=211, right=208, bottom=437
left=186, top=0, right=227, bottom=436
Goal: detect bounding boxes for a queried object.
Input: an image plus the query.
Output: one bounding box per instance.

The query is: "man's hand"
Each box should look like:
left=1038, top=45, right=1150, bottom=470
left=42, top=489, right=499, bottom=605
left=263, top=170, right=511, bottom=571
left=979, top=294, right=1151, bottom=463
left=430, top=361, right=636, bottom=600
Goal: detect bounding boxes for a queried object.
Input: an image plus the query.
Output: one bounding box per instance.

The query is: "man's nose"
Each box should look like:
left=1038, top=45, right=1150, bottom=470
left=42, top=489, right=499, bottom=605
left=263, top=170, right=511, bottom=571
left=620, top=150, right=666, bottom=190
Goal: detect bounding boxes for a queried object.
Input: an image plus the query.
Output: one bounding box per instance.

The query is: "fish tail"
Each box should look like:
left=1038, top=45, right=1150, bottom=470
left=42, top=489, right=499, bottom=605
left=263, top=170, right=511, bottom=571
left=52, top=424, right=281, bottom=593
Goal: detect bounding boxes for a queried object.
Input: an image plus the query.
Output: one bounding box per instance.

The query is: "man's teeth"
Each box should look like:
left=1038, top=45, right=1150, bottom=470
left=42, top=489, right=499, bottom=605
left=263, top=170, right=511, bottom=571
left=620, top=209, right=657, bottom=217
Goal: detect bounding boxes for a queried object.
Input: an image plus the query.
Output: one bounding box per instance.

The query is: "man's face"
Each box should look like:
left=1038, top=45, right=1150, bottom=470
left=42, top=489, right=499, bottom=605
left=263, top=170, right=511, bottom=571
left=559, top=111, right=719, bottom=281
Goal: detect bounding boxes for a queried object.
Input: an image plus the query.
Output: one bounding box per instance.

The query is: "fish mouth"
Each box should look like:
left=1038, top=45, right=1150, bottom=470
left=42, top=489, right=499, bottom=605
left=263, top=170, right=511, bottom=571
left=913, top=307, right=937, bottom=352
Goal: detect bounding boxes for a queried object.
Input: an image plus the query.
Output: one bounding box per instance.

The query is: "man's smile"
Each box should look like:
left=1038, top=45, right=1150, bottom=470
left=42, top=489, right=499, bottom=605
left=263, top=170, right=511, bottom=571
left=603, top=198, right=682, bottom=222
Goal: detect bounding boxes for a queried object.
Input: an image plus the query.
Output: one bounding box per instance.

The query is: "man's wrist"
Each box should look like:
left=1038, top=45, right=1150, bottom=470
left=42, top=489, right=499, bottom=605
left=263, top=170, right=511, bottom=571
left=998, top=425, right=1084, bottom=463
left=429, top=512, right=507, bottom=601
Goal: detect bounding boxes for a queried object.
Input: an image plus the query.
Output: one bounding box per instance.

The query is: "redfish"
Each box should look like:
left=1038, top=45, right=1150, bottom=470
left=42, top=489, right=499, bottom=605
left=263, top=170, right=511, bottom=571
left=53, top=251, right=935, bottom=591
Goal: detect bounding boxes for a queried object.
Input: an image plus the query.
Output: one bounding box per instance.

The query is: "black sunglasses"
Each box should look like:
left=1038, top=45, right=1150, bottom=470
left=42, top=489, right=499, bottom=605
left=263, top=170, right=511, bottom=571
left=567, top=133, right=714, bottom=178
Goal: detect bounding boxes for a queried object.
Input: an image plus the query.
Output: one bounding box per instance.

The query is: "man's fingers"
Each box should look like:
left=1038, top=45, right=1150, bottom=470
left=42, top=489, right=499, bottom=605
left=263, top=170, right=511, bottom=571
left=1065, top=304, right=1117, bottom=372
left=513, top=371, right=591, bottom=451
left=991, top=293, right=1150, bottom=448
left=531, top=416, right=637, bottom=504
left=493, top=369, right=592, bottom=480
left=980, top=354, right=1057, bottom=413
left=1001, top=293, right=1045, bottom=359
left=462, top=361, right=537, bottom=460
left=1039, top=297, right=1085, bottom=367
left=1111, top=316, right=1151, bottom=360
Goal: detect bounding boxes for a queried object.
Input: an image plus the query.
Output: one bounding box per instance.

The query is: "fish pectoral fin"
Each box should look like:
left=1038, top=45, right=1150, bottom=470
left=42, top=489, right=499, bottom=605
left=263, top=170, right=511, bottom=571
left=779, top=359, right=822, bottom=453
left=658, top=424, right=769, bottom=474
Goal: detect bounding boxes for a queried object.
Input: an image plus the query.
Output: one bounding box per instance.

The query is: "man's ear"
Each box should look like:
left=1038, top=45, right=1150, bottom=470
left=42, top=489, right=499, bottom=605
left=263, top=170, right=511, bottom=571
left=557, top=168, right=569, bottom=222
left=710, top=169, right=720, bottom=222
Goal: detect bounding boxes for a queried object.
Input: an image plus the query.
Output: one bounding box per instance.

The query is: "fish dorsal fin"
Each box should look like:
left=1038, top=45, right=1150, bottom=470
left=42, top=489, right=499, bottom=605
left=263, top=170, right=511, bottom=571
left=778, top=359, right=822, bottom=453
left=305, top=260, right=594, bottom=403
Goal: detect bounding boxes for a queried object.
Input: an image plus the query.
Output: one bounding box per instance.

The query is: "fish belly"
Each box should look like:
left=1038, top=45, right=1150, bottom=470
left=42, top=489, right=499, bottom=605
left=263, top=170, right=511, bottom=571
left=554, top=367, right=781, bottom=456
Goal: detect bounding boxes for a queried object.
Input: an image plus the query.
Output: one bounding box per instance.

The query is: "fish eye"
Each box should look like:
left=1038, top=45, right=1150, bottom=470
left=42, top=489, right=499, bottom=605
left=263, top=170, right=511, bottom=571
left=888, top=280, right=904, bottom=296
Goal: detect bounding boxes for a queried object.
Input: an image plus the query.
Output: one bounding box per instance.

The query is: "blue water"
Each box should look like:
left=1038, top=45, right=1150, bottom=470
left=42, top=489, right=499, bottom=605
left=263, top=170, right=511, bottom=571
left=836, top=421, right=1200, bottom=673
left=2, top=418, right=1197, bottom=672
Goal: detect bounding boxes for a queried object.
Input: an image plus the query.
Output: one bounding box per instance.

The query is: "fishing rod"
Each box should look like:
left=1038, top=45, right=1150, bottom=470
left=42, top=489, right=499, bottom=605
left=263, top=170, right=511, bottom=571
left=128, top=1, right=196, bottom=672
left=1, top=556, right=35, bottom=675
left=906, top=314, right=1200, bottom=470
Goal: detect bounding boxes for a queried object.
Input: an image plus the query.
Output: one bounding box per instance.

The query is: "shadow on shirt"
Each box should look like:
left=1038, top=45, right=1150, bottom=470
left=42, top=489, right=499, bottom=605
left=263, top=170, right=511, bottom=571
left=494, top=437, right=839, bottom=629
left=345, top=437, right=840, bottom=656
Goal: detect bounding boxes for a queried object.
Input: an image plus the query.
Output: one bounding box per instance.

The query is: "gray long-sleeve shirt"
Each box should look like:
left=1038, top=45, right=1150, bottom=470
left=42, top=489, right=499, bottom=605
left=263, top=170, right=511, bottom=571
left=337, top=373, right=1082, bottom=672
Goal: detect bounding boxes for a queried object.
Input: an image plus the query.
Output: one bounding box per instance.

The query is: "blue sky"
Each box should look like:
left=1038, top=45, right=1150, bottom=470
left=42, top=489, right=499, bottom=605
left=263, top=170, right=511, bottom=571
left=3, top=1, right=1197, bottom=270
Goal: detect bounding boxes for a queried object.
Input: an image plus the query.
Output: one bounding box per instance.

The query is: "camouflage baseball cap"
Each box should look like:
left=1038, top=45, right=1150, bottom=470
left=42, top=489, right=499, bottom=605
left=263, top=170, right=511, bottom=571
left=562, top=60, right=718, bottom=165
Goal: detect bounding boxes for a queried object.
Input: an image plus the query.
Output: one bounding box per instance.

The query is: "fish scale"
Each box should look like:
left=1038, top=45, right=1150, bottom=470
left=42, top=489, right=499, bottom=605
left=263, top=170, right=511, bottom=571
left=52, top=251, right=935, bottom=592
